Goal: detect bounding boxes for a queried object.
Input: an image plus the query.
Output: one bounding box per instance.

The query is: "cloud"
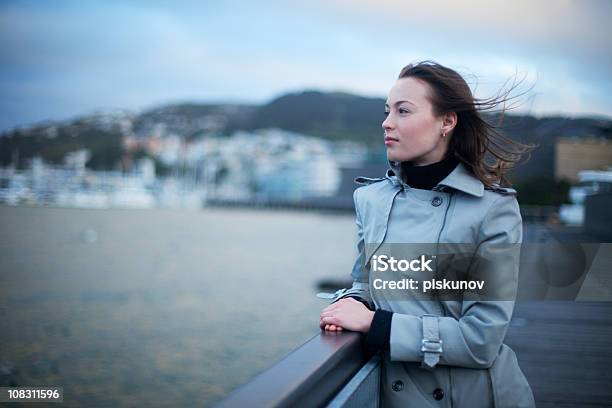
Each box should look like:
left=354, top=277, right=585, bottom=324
left=0, top=0, right=610, bottom=130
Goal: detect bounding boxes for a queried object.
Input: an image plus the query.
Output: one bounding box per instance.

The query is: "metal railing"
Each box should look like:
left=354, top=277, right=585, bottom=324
left=215, top=332, right=380, bottom=408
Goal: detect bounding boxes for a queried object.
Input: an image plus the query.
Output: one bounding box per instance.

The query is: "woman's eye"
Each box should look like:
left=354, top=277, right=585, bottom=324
left=399, top=108, right=410, bottom=114
left=383, top=111, right=390, bottom=117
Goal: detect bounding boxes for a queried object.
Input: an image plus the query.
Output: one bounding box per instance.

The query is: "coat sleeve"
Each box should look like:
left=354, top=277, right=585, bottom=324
left=389, top=194, right=522, bottom=369
left=330, top=187, right=373, bottom=307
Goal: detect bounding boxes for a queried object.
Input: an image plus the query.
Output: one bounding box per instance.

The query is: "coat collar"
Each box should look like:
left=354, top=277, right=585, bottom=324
left=386, top=160, right=484, bottom=197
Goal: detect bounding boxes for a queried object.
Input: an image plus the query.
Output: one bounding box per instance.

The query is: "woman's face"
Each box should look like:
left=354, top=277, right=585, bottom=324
left=383, top=77, right=450, bottom=166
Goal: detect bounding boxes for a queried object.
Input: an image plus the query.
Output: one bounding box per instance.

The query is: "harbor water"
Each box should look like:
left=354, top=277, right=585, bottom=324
left=0, top=205, right=357, bottom=407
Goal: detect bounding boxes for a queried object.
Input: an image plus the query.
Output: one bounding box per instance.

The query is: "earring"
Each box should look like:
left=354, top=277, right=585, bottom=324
left=441, top=131, right=446, bottom=138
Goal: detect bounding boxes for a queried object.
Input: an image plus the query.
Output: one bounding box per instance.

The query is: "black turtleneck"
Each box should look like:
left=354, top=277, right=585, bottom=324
left=363, top=155, right=459, bottom=352
left=399, top=155, right=459, bottom=190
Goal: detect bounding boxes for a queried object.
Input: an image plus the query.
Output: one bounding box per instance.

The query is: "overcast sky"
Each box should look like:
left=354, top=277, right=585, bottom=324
left=1, top=0, right=611, bottom=131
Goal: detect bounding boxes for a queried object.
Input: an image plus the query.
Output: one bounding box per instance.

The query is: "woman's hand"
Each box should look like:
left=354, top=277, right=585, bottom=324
left=319, top=297, right=375, bottom=333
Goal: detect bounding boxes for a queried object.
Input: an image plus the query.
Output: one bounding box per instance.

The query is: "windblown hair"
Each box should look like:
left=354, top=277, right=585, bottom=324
left=398, top=60, right=535, bottom=187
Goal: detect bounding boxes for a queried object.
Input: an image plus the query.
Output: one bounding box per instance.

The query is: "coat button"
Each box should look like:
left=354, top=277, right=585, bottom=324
left=431, top=196, right=443, bottom=207
left=392, top=380, right=404, bottom=392
left=432, top=388, right=444, bottom=400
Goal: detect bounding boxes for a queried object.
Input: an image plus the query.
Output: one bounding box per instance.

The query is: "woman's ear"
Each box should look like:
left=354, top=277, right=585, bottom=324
left=442, top=112, right=458, bottom=135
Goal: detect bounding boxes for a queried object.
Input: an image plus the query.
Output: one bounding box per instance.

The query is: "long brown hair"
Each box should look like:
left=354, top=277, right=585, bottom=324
left=398, top=60, right=534, bottom=187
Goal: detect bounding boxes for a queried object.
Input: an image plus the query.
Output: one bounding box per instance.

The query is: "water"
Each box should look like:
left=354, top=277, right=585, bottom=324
left=0, top=205, right=358, bottom=407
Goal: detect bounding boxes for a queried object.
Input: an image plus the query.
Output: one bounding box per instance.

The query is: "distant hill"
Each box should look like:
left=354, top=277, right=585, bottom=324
left=1, top=91, right=611, bottom=182
left=239, top=91, right=383, bottom=143
left=133, top=103, right=257, bottom=139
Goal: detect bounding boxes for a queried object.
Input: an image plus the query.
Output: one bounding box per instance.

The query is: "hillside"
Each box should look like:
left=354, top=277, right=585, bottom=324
left=1, top=91, right=610, bottom=183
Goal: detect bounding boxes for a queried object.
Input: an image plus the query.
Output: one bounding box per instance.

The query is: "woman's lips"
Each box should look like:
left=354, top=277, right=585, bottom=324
left=384, top=136, right=399, bottom=146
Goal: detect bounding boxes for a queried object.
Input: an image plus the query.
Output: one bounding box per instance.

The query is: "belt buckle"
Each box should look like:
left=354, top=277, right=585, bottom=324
left=421, top=339, right=443, bottom=353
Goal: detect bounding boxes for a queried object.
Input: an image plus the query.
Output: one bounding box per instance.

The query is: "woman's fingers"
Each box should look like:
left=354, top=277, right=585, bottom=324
left=321, top=302, right=346, bottom=331
left=320, top=311, right=334, bottom=327
left=321, top=315, right=340, bottom=326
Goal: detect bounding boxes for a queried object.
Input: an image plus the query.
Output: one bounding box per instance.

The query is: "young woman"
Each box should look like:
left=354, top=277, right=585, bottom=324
left=319, top=61, right=535, bottom=407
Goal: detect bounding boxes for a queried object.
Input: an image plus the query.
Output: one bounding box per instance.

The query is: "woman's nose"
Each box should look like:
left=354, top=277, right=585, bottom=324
left=382, top=115, right=393, bottom=130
